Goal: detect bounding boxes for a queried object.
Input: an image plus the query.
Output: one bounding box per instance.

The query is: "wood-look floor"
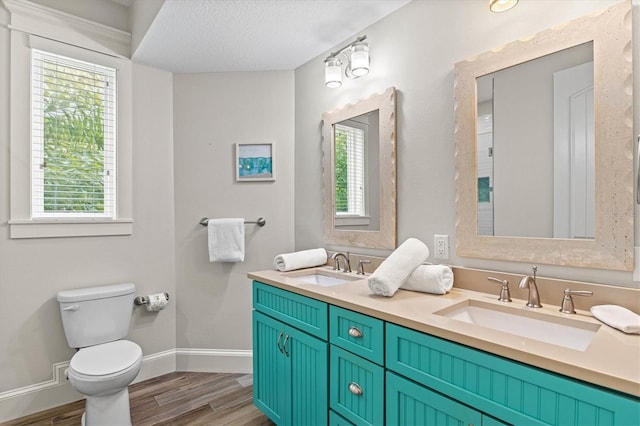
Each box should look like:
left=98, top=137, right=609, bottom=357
left=3, top=372, right=274, bottom=426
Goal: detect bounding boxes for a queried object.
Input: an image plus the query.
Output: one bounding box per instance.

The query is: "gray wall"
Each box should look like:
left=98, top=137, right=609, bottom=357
left=172, top=71, right=295, bottom=351
left=294, top=0, right=639, bottom=287
left=0, top=48, right=177, bottom=397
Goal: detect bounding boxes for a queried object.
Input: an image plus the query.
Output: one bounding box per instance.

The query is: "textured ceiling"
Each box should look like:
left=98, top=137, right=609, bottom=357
left=132, top=0, right=412, bottom=73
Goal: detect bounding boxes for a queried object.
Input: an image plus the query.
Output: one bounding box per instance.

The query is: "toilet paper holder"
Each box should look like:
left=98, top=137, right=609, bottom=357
left=134, top=293, right=170, bottom=306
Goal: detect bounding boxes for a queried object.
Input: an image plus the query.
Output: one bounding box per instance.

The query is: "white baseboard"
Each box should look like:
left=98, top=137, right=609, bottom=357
left=0, top=348, right=252, bottom=423
left=175, top=348, right=253, bottom=373
left=0, top=361, right=81, bottom=423
left=133, top=348, right=176, bottom=384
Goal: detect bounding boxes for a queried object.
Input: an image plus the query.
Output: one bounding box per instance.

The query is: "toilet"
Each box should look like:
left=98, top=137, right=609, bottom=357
left=57, top=283, right=142, bottom=426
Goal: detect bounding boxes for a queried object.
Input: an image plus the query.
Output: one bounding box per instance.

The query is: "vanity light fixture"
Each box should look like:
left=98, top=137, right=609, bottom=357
left=324, top=35, right=369, bottom=88
left=489, top=0, right=518, bottom=13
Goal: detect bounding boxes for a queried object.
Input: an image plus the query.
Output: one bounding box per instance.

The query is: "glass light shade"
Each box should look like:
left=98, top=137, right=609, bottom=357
left=350, top=43, right=369, bottom=77
left=489, top=0, right=518, bottom=12
left=325, top=58, right=342, bottom=88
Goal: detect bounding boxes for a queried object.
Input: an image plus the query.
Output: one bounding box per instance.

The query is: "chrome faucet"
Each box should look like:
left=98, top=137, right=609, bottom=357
left=519, top=266, right=542, bottom=308
left=331, top=252, right=351, bottom=273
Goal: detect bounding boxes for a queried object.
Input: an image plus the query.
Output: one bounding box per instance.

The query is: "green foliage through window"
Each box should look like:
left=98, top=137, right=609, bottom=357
left=334, top=123, right=365, bottom=216
left=32, top=50, right=116, bottom=217
left=335, top=128, right=348, bottom=212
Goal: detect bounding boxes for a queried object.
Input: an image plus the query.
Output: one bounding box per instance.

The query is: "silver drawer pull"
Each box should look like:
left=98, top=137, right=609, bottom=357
left=348, top=326, right=363, bottom=338
left=348, top=382, right=363, bottom=395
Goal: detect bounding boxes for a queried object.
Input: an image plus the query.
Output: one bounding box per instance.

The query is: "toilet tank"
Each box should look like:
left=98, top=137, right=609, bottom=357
left=57, top=283, right=135, bottom=349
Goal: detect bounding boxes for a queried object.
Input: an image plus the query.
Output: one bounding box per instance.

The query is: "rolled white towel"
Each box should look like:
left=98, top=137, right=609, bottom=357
left=590, top=305, right=640, bottom=334
left=402, top=264, right=453, bottom=295
left=368, top=238, right=430, bottom=297
left=273, top=248, right=328, bottom=272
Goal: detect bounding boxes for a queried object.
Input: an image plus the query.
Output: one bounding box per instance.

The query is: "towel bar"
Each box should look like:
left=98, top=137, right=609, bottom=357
left=199, top=217, right=266, bottom=227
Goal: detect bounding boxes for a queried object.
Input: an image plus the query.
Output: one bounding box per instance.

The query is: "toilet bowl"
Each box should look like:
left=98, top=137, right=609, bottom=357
left=68, top=340, right=142, bottom=396
left=67, top=340, right=142, bottom=426
left=57, top=283, right=141, bottom=426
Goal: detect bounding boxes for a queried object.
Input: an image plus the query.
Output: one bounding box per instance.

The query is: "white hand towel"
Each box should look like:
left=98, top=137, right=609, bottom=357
left=590, top=305, right=640, bottom=334
left=402, top=264, right=454, bottom=295
left=368, top=238, right=430, bottom=297
left=208, top=218, right=245, bottom=262
left=273, top=248, right=328, bottom=272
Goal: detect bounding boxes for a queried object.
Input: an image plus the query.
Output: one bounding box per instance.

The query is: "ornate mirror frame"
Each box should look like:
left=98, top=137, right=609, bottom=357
left=322, top=87, right=397, bottom=249
left=454, top=1, right=633, bottom=270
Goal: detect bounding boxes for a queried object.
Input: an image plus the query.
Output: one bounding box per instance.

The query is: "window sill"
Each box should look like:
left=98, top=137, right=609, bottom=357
left=9, top=219, right=133, bottom=239
left=334, top=215, right=371, bottom=227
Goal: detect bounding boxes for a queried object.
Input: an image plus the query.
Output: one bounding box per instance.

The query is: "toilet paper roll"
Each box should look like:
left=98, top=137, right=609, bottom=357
left=145, top=293, right=169, bottom=312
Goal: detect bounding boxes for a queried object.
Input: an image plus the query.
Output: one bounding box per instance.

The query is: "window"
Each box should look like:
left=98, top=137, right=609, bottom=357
left=334, top=122, right=366, bottom=217
left=6, top=0, right=133, bottom=238
left=31, top=50, right=117, bottom=219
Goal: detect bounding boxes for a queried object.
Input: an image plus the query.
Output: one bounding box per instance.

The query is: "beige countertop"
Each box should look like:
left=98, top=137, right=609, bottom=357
left=249, top=267, right=640, bottom=398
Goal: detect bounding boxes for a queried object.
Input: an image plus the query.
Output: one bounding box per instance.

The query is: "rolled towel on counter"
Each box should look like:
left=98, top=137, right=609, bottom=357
left=368, top=238, right=430, bottom=297
left=590, top=305, right=640, bottom=334
left=402, top=264, right=453, bottom=295
left=273, top=248, right=328, bottom=272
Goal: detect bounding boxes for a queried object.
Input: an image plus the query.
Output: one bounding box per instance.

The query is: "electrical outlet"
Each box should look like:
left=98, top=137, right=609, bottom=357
left=434, top=235, right=449, bottom=260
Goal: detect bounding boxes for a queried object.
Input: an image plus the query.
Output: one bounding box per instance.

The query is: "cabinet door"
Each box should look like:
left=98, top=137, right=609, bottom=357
left=289, top=326, right=329, bottom=426
left=331, top=346, right=384, bottom=426
left=253, top=311, right=290, bottom=425
left=387, top=372, right=483, bottom=426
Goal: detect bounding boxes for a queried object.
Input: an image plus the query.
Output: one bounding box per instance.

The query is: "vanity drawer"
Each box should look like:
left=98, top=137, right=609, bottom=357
left=330, top=346, right=384, bottom=426
left=329, top=410, right=355, bottom=426
left=252, top=281, right=328, bottom=339
left=386, top=323, right=640, bottom=426
left=330, top=305, right=384, bottom=364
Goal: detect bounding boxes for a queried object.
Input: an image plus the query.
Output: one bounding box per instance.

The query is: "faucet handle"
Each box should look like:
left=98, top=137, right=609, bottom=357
left=487, top=277, right=512, bottom=302
left=357, top=259, right=371, bottom=275
left=559, top=288, right=593, bottom=314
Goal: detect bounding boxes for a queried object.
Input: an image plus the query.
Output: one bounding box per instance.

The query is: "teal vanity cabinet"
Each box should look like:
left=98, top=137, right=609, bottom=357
left=329, top=306, right=385, bottom=425
left=387, top=372, right=497, bottom=426
left=252, top=280, right=639, bottom=426
left=252, top=282, right=329, bottom=425
left=386, top=323, right=640, bottom=426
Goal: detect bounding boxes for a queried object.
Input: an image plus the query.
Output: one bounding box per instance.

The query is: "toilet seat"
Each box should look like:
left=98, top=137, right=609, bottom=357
left=70, top=340, right=142, bottom=378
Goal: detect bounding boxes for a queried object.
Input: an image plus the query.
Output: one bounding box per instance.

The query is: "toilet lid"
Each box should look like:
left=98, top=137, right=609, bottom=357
left=70, top=340, right=142, bottom=376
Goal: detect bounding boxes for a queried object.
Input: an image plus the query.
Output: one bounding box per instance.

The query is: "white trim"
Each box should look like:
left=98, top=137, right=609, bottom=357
left=0, top=361, right=71, bottom=401
left=2, top=0, right=131, bottom=58
left=0, top=348, right=253, bottom=422
left=0, top=361, right=80, bottom=423
left=9, top=220, right=133, bottom=238
left=132, top=349, right=176, bottom=384
left=176, top=348, right=253, bottom=374
left=7, top=6, right=133, bottom=239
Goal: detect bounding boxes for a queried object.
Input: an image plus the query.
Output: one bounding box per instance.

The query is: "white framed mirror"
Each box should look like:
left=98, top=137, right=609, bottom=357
left=454, top=1, right=633, bottom=270
left=322, top=87, right=396, bottom=249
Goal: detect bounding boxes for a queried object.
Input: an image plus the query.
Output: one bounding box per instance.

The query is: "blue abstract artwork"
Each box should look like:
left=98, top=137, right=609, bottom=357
left=236, top=143, right=274, bottom=180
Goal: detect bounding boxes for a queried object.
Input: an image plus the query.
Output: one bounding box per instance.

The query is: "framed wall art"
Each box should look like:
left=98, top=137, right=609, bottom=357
left=235, top=142, right=275, bottom=182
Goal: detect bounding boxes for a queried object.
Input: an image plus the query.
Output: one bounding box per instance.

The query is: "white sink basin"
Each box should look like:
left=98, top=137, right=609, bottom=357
left=435, top=299, right=600, bottom=351
left=285, top=269, right=361, bottom=287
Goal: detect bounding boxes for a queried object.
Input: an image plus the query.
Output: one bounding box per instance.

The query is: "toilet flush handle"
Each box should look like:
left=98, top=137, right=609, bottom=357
left=62, top=305, right=79, bottom=311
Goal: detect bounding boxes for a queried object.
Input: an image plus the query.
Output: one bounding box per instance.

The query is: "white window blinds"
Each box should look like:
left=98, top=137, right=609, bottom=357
left=31, top=49, right=116, bottom=218
left=335, top=123, right=365, bottom=216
